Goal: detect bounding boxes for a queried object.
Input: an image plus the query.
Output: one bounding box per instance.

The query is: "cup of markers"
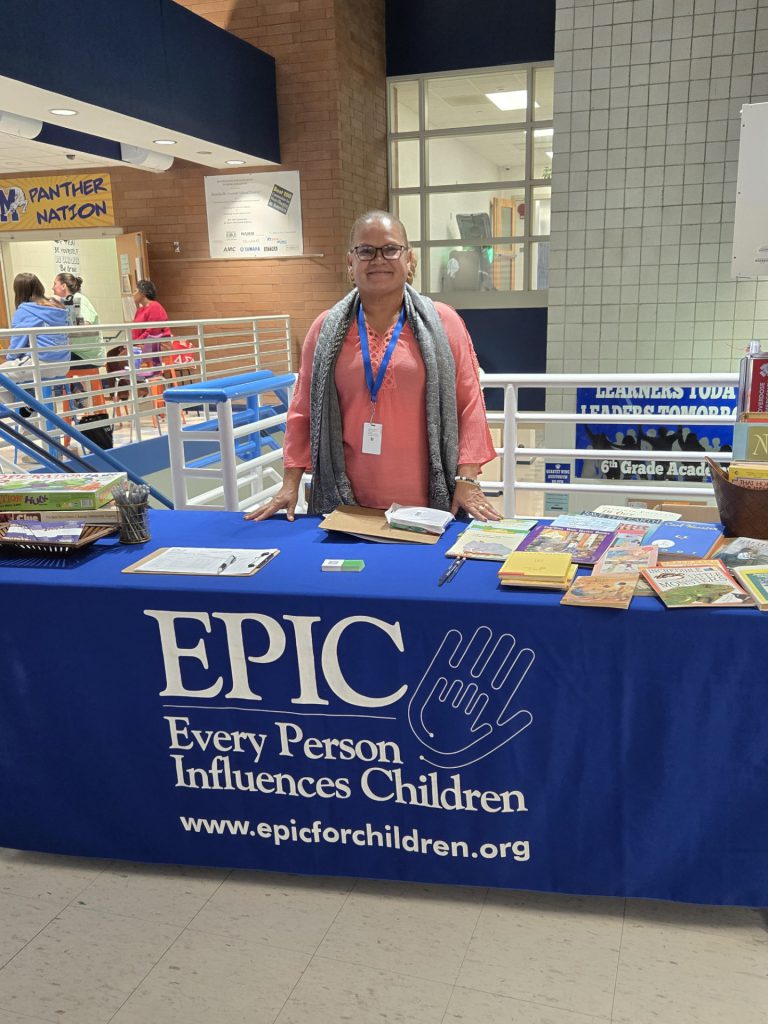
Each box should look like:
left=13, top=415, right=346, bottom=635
left=113, top=482, right=151, bottom=544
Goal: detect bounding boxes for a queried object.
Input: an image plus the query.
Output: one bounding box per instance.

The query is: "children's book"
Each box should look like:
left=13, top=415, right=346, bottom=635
left=561, top=572, right=637, bottom=609
left=445, top=517, right=537, bottom=561
left=732, top=565, right=768, bottom=610
left=0, top=473, right=126, bottom=511
left=498, top=550, right=576, bottom=590
left=516, top=523, right=616, bottom=565
left=641, top=560, right=751, bottom=608
left=709, top=536, right=768, bottom=571
left=589, top=505, right=681, bottom=522
left=593, top=544, right=658, bottom=576
left=643, top=520, right=725, bottom=561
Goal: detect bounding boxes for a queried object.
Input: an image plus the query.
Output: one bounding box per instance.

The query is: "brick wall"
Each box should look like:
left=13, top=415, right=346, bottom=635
left=108, top=0, right=387, bottom=364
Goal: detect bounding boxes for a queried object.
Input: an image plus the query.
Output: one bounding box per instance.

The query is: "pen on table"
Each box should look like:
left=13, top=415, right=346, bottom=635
left=438, top=556, right=466, bottom=587
left=217, top=554, right=237, bottom=575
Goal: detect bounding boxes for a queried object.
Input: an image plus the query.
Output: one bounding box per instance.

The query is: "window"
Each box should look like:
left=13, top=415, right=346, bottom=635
left=388, top=64, right=553, bottom=299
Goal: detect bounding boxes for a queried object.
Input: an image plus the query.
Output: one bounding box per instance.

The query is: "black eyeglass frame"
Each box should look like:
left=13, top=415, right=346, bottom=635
left=349, top=244, right=408, bottom=261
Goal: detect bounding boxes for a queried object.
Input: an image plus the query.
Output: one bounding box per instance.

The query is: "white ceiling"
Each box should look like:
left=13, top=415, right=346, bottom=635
left=0, top=75, right=277, bottom=175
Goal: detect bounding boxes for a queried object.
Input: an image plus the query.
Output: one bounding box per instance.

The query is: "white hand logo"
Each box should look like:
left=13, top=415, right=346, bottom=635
left=407, top=627, right=535, bottom=768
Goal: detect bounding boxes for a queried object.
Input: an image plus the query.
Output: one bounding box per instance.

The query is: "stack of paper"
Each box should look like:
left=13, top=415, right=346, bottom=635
left=498, top=551, right=577, bottom=591
left=384, top=504, right=454, bottom=535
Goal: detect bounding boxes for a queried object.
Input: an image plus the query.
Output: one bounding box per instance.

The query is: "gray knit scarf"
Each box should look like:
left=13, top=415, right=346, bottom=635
left=308, top=283, right=458, bottom=514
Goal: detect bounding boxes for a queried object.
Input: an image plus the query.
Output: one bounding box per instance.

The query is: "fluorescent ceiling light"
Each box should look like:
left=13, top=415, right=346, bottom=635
left=546, top=150, right=553, bottom=158
left=534, top=128, right=554, bottom=137
left=153, top=139, right=176, bottom=146
left=485, top=90, right=539, bottom=111
left=226, top=159, right=245, bottom=165
left=49, top=107, right=78, bottom=116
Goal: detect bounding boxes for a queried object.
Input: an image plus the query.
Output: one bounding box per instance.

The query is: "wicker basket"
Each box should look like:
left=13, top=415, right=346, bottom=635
left=706, top=457, right=768, bottom=539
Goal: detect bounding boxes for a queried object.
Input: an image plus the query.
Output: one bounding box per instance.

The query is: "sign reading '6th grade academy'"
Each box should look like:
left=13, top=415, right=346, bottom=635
left=0, top=173, right=115, bottom=231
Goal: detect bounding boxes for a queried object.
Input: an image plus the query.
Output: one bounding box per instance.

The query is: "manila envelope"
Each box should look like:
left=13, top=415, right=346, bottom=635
left=319, top=505, right=440, bottom=544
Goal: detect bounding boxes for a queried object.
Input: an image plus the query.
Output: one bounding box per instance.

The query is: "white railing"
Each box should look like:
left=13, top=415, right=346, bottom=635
left=479, top=372, right=739, bottom=518
left=0, top=314, right=292, bottom=447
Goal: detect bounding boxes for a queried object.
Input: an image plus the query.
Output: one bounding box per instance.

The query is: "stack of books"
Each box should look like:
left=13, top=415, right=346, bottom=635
left=726, top=462, right=768, bottom=490
left=498, top=551, right=577, bottom=591
left=0, top=473, right=125, bottom=525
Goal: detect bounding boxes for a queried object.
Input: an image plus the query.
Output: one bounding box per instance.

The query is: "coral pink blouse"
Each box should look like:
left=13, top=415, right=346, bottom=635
left=283, top=302, right=496, bottom=509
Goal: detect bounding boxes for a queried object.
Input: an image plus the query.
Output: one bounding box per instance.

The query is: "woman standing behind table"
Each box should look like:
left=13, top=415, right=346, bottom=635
left=131, top=279, right=171, bottom=375
left=247, top=209, right=500, bottom=523
left=52, top=273, right=103, bottom=368
left=0, top=273, right=70, bottom=386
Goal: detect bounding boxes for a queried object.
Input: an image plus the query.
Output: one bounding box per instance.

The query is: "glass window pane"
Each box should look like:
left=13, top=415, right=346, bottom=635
left=534, top=67, right=554, bottom=121
left=532, top=186, right=551, bottom=235
left=393, top=194, right=421, bottom=242
left=428, top=188, right=525, bottom=242
left=429, top=243, right=525, bottom=293
left=426, top=69, right=529, bottom=130
left=427, top=131, right=526, bottom=186
left=408, top=246, right=423, bottom=291
left=391, top=140, right=420, bottom=188
left=389, top=81, right=419, bottom=132
left=531, top=241, right=550, bottom=289
left=532, top=129, right=554, bottom=179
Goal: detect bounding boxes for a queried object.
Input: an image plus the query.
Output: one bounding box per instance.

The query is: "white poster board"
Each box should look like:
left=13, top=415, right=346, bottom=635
left=204, top=171, right=303, bottom=259
left=732, top=102, right=768, bottom=278
left=53, top=239, right=80, bottom=275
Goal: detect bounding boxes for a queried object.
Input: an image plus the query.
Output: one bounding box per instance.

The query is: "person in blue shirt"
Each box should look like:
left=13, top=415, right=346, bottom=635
left=0, top=273, right=70, bottom=385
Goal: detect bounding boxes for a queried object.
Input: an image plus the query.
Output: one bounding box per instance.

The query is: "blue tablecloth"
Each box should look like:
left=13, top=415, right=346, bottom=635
left=1, top=509, right=766, bottom=906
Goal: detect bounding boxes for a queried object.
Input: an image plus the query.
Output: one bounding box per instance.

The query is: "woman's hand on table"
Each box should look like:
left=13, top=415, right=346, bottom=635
left=451, top=479, right=502, bottom=522
left=244, top=469, right=304, bottom=522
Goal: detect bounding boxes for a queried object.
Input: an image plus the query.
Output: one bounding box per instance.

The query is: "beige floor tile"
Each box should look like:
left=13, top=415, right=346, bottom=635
left=0, top=1009, right=60, bottom=1024
left=275, top=956, right=451, bottom=1024
left=110, top=927, right=310, bottom=1024
left=189, top=869, right=352, bottom=955
left=316, top=879, right=486, bottom=985
left=74, top=861, right=228, bottom=928
left=445, top=986, right=610, bottom=1023
left=0, top=893, right=64, bottom=969
left=0, top=905, right=180, bottom=1024
left=612, top=900, right=768, bottom=1024
left=0, top=849, right=111, bottom=903
left=456, top=890, right=624, bottom=1019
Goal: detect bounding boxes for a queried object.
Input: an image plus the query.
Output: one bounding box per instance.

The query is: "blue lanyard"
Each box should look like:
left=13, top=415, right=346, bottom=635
left=358, top=303, right=407, bottom=406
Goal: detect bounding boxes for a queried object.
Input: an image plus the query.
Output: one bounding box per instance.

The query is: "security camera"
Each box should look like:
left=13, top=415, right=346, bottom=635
left=65, top=153, right=76, bottom=160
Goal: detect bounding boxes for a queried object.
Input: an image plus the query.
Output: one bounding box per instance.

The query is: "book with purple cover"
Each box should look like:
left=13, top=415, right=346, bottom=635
left=516, top=523, right=616, bottom=566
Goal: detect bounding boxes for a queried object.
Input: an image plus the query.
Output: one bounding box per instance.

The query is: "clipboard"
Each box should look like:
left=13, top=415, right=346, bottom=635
left=122, top=547, right=279, bottom=576
left=320, top=506, right=440, bottom=545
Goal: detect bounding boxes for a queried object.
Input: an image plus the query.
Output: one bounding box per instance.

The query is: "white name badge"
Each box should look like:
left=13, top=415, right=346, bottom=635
left=362, top=421, right=383, bottom=455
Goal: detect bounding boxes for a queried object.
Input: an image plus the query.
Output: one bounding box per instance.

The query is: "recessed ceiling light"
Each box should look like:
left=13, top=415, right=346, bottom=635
left=153, top=139, right=177, bottom=146
left=49, top=108, right=78, bottom=116
left=226, top=159, right=245, bottom=165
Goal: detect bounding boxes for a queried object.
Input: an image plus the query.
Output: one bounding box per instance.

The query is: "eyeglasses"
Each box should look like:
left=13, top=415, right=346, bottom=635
left=350, top=244, right=407, bottom=261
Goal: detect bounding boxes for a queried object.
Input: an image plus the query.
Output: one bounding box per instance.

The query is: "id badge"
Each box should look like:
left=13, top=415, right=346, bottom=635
left=362, top=421, right=383, bottom=455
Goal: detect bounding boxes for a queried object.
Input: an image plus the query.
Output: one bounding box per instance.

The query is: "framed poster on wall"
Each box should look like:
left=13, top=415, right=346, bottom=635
left=204, top=171, right=304, bottom=259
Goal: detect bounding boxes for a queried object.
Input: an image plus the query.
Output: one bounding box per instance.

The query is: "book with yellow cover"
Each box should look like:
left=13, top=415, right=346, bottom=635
left=498, top=550, right=576, bottom=590
left=732, top=565, right=768, bottom=610
left=728, top=462, right=768, bottom=481
left=561, top=572, right=638, bottom=609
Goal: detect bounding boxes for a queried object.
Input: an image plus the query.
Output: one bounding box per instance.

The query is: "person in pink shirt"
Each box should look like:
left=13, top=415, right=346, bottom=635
left=247, top=210, right=500, bottom=523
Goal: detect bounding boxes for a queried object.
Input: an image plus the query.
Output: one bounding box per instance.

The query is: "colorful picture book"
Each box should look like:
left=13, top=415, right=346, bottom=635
left=643, top=520, right=724, bottom=560
left=498, top=550, right=576, bottom=590
left=0, top=473, right=125, bottom=512
left=732, top=565, right=768, bottom=610
left=589, top=505, right=681, bottom=522
left=593, top=544, right=658, bottom=576
left=517, top=523, right=616, bottom=565
left=444, top=517, right=537, bottom=561
left=709, top=536, right=768, bottom=571
left=641, top=560, right=751, bottom=608
left=561, top=572, right=637, bottom=610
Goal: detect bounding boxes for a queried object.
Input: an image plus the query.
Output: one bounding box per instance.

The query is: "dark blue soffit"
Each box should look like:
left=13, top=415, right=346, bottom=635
left=386, top=0, right=556, bottom=76
left=457, top=306, right=547, bottom=412
left=1, top=0, right=280, bottom=164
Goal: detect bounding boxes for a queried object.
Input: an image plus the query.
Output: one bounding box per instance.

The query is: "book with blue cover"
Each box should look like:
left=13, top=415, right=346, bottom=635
left=644, top=520, right=724, bottom=561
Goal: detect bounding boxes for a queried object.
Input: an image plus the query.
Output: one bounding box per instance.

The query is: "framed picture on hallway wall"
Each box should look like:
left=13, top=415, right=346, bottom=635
left=204, top=170, right=304, bottom=260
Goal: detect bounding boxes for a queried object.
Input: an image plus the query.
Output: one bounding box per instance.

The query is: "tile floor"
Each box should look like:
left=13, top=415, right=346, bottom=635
left=0, top=847, right=766, bottom=1024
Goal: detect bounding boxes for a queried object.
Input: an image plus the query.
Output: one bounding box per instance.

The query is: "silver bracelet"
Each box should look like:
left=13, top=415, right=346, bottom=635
left=454, top=475, right=479, bottom=485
